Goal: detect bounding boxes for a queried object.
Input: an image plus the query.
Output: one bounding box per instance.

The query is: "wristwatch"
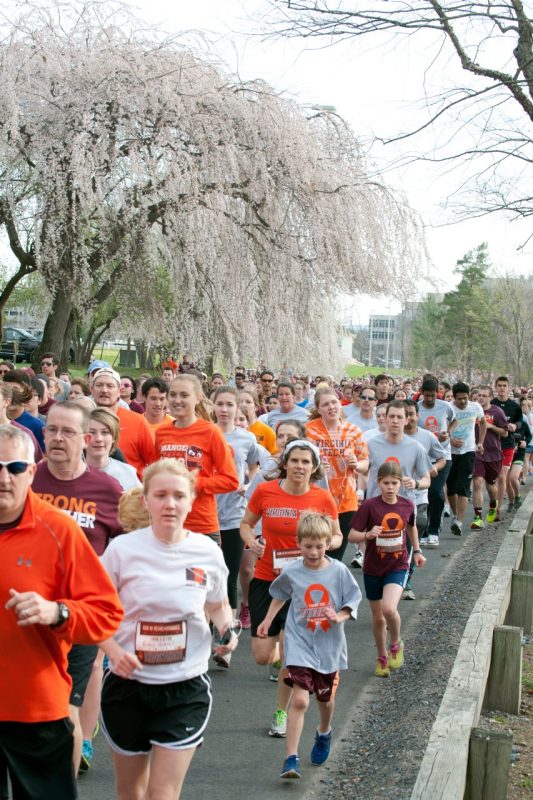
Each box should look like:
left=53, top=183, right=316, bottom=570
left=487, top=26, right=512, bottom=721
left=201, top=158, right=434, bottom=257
left=50, top=602, right=70, bottom=628
left=413, top=549, right=423, bottom=555
left=414, top=480, right=420, bottom=490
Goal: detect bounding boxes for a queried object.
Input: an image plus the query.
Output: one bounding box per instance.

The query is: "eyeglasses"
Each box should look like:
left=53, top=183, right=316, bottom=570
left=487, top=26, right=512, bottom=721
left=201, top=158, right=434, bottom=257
left=44, top=426, right=83, bottom=439
left=41, top=361, right=54, bottom=367
left=0, top=460, right=31, bottom=475
left=360, top=395, right=376, bottom=401
left=262, top=377, right=273, bottom=382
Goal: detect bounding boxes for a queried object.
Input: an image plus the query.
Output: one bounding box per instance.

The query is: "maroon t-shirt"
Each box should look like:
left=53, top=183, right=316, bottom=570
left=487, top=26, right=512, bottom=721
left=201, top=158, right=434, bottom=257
left=475, top=404, right=508, bottom=462
left=32, top=462, right=123, bottom=555
left=350, top=495, right=415, bottom=577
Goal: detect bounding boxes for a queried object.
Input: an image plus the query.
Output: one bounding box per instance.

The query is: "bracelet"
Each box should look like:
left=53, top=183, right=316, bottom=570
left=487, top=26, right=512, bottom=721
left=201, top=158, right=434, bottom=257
left=364, top=532, right=368, bottom=542
left=413, top=549, right=422, bottom=555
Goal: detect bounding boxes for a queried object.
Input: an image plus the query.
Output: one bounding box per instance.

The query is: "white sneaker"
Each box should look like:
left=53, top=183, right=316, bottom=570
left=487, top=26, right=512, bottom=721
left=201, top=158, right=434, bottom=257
left=419, top=536, right=429, bottom=547
left=350, top=550, right=364, bottom=568
left=426, top=535, right=439, bottom=548
left=212, top=651, right=232, bottom=668
left=268, top=709, right=287, bottom=737
left=443, top=505, right=451, bottom=517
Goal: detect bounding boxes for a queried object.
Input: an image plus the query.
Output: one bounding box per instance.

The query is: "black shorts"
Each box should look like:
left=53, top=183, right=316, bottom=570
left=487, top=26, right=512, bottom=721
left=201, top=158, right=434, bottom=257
left=249, top=577, right=289, bottom=638
left=0, top=718, right=75, bottom=800
left=67, top=644, right=99, bottom=707
left=101, top=671, right=212, bottom=755
left=446, top=451, right=475, bottom=497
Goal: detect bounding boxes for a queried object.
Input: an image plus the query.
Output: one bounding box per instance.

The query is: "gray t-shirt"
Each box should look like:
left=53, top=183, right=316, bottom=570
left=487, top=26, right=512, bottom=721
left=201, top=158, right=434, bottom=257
left=269, top=557, right=362, bottom=673
left=407, top=427, right=447, bottom=505
left=344, top=406, right=378, bottom=432
left=102, top=458, right=141, bottom=492
left=451, top=401, right=484, bottom=454
left=366, top=433, right=432, bottom=504
left=265, top=406, right=310, bottom=429
left=416, top=399, right=456, bottom=459
left=216, top=428, right=264, bottom=530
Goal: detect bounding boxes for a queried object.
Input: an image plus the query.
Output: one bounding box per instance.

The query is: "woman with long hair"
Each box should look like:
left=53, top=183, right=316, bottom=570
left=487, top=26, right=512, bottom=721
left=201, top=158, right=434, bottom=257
left=306, top=386, right=369, bottom=561
left=154, top=374, right=239, bottom=541
left=100, top=460, right=237, bottom=799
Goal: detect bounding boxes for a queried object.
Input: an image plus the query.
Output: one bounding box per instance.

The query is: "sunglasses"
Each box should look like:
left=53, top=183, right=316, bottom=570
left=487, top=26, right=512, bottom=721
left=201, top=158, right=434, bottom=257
left=41, top=361, right=54, bottom=367
left=0, top=460, right=31, bottom=475
left=360, top=395, right=376, bottom=400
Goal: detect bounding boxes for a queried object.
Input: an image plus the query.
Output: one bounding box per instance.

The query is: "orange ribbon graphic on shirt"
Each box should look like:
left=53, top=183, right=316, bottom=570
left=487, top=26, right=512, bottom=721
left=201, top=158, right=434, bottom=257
left=379, top=512, right=405, bottom=559
left=303, top=584, right=332, bottom=632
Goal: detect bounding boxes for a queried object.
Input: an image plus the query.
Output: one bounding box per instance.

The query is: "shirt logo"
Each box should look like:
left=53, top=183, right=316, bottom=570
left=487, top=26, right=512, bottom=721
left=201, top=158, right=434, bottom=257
left=185, top=567, right=207, bottom=586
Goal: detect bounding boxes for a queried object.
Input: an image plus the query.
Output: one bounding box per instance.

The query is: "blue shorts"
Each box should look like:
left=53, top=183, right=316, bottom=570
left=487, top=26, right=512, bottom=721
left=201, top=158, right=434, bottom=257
left=364, top=571, right=408, bottom=601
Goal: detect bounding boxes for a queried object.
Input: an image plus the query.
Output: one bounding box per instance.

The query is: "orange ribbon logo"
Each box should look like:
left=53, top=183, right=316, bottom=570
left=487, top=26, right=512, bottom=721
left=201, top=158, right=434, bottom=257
left=303, top=584, right=332, bottom=632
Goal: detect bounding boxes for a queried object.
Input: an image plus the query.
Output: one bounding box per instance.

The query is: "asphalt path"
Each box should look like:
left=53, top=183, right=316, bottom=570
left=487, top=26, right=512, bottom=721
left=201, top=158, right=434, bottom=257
left=78, top=515, right=471, bottom=800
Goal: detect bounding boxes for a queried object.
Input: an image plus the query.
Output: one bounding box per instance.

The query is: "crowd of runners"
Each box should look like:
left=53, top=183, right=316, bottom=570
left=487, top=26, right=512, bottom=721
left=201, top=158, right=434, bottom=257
left=0, top=352, right=531, bottom=798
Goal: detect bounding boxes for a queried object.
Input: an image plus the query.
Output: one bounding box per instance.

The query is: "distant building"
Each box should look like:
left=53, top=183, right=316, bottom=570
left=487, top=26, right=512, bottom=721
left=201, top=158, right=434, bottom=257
left=368, top=314, right=401, bottom=367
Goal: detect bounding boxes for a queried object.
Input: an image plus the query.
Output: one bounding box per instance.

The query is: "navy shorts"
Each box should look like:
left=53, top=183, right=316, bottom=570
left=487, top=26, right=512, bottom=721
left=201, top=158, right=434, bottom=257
left=363, top=571, right=408, bottom=601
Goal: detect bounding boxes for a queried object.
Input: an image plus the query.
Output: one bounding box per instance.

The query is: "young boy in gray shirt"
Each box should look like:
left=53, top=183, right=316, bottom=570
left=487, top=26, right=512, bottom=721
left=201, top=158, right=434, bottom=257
left=258, top=511, right=361, bottom=780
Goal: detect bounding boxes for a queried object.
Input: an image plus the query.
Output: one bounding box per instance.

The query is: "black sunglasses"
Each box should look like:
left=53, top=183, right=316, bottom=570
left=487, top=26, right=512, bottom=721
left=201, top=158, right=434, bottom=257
left=0, top=460, right=31, bottom=475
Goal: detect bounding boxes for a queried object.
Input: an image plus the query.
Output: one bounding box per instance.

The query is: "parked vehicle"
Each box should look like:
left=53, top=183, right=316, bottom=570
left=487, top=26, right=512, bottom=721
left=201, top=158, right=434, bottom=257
left=0, top=327, right=41, bottom=362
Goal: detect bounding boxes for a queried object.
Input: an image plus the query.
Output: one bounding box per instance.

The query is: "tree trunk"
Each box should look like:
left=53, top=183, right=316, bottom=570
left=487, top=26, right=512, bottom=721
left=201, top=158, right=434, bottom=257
left=33, top=289, right=73, bottom=370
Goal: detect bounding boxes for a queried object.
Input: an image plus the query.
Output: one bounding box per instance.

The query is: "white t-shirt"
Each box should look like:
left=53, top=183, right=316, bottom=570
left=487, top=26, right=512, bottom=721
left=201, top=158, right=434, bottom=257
left=101, top=458, right=141, bottom=491
left=102, top=528, right=228, bottom=684
left=450, top=401, right=484, bottom=454
left=417, top=399, right=456, bottom=458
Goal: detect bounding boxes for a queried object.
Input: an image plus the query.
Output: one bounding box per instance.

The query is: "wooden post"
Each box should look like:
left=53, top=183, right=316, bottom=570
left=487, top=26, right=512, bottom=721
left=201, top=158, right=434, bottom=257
left=465, top=728, right=512, bottom=800
left=506, top=570, right=533, bottom=634
left=485, top=626, right=523, bottom=715
left=522, top=534, right=533, bottom=571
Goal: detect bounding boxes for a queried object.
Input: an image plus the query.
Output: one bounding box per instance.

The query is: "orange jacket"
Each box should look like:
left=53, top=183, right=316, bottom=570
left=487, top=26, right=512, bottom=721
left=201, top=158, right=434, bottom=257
left=0, top=490, right=123, bottom=723
left=248, top=420, right=276, bottom=454
left=155, top=419, right=239, bottom=533
left=116, top=405, right=156, bottom=479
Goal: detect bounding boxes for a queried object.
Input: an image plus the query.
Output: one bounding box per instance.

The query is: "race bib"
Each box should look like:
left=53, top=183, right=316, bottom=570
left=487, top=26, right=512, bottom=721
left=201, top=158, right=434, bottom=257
left=376, top=532, right=404, bottom=552
left=135, top=621, right=187, bottom=664
left=273, top=548, right=302, bottom=571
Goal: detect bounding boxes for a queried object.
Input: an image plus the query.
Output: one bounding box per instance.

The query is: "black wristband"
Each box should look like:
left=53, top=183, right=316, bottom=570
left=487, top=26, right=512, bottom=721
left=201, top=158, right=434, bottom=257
left=413, top=549, right=422, bottom=555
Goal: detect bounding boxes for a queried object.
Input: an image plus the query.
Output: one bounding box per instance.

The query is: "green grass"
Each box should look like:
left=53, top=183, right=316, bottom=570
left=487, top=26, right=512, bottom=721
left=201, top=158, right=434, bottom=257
left=345, top=364, right=405, bottom=378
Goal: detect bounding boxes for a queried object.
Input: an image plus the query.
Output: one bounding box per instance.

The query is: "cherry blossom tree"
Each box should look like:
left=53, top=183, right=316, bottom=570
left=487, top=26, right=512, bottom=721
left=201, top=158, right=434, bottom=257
left=0, top=1, right=426, bottom=370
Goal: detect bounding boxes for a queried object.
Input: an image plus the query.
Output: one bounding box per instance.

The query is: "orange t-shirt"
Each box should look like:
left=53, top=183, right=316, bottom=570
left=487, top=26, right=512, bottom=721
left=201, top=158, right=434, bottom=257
left=248, top=481, right=338, bottom=582
left=116, top=406, right=156, bottom=479
left=155, top=418, right=239, bottom=534
left=248, top=420, right=276, bottom=454
left=144, top=414, right=174, bottom=442
left=306, top=418, right=368, bottom=513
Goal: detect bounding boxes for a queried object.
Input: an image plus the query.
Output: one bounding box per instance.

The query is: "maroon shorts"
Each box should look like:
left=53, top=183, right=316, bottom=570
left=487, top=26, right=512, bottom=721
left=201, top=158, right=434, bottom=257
left=501, top=448, right=515, bottom=468
left=284, top=667, right=338, bottom=702
left=473, top=459, right=502, bottom=485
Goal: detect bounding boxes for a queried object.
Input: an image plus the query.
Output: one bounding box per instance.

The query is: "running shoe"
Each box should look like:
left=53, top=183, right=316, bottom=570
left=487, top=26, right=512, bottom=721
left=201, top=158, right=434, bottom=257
left=269, top=709, right=288, bottom=737
left=269, top=658, right=282, bottom=682
left=350, top=550, right=364, bottom=568
left=402, top=578, right=416, bottom=600
left=79, top=740, right=93, bottom=773
left=486, top=504, right=498, bottom=524
left=280, top=755, right=301, bottom=779
left=514, top=495, right=522, bottom=510
left=238, top=602, right=251, bottom=630
left=388, top=640, right=404, bottom=670
left=426, top=535, right=439, bottom=548
left=419, top=536, right=429, bottom=547
left=213, top=651, right=232, bottom=668
left=450, top=518, right=462, bottom=536
left=374, top=655, right=390, bottom=677
left=311, top=729, right=332, bottom=765
left=443, top=505, right=451, bottom=517
left=470, top=515, right=484, bottom=530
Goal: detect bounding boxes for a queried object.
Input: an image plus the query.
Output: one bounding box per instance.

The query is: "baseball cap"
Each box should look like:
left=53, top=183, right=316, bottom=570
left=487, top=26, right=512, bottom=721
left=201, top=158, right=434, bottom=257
left=87, top=359, right=110, bottom=374
left=92, top=368, right=121, bottom=385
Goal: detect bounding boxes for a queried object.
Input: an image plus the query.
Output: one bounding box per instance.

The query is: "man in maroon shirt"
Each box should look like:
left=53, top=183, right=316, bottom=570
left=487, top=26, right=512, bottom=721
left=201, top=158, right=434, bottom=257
left=32, top=401, right=123, bottom=772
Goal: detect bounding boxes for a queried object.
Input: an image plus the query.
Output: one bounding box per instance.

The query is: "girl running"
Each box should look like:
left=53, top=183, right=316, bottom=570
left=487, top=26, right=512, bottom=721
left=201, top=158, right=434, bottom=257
left=154, top=374, right=239, bottom=542
left=348, top=462, right=426, bottom=677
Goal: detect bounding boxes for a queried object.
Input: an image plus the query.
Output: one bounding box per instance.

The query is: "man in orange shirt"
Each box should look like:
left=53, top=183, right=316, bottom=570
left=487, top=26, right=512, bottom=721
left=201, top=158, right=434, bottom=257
left=142, top=377, right=173, bottom=440
left=91, top=368, right=155, bottom=478
left=0, top=424, right=123, bottom=799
